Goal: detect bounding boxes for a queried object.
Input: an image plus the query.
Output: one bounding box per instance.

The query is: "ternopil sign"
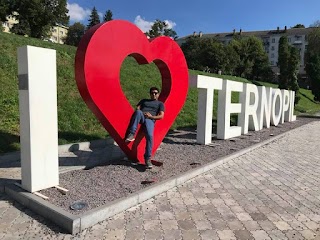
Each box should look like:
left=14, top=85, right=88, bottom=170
left=189, top=75, right=296, bottom=144
left=16, top=20, right=297, bottom=193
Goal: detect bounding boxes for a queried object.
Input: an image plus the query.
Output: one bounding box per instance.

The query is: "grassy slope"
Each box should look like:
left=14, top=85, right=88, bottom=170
left=0, top=32, right=319, bottom=154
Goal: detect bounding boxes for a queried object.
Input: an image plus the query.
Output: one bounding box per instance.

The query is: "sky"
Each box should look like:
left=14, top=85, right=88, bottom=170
left=66, top=0, right=320, bottom=38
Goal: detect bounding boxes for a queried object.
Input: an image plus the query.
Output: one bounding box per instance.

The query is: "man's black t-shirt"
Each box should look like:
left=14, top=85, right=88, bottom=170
left=137, top=99, right=165, bottom=116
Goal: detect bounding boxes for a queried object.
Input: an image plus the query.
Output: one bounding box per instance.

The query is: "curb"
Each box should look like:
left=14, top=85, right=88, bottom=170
left=297, top=113, right=320, bottom=119
left=0, top=138, right=115, bottom=164
left=4, top=128, right=290, bottom=234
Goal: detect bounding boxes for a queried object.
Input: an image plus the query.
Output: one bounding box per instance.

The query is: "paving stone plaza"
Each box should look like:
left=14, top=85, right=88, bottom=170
left=0, top=121, right=320, bottom=239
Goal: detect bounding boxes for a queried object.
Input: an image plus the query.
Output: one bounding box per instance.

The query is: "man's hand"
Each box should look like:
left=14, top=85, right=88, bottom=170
left=144, top=112, right=152, bottom=119
left=144, top=111, right=164, bottom=120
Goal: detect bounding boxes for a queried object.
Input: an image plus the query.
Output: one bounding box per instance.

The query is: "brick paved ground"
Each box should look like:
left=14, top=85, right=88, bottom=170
left=0, top=121, right=320, bottom=239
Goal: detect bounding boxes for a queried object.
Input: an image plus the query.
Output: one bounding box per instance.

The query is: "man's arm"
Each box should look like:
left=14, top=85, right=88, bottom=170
left=144, top=111, right=164, bottom=120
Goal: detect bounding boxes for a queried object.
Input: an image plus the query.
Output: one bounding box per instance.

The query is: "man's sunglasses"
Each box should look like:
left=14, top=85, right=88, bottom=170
left=150, top=91, right=159, bottom=95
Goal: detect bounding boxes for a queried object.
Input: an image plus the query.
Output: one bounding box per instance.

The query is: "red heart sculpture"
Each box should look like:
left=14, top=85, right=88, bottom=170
left=75, top=20, right=188, bottom=163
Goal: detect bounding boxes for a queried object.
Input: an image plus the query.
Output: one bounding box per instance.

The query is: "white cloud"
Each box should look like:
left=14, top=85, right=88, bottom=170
left=67, top=2, right=103, bottom=22
left=134, top=15, right=154, bottom=33
left=164, top=20, right=176, bottom=29
left=67, top=3, right=91, bottom=22
left=134, top=15, right=176, bottom=33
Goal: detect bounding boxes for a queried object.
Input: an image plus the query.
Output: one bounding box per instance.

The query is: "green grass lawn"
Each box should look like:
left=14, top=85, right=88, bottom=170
left=1, top=32, right=319, bottom=154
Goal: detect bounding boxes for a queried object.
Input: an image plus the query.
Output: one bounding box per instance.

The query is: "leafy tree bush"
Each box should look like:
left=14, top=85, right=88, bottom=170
left=146, top=19, right=177, bottom=39
left=278, top=36, right=300, bottom=103
left=5, top=0, right=69, bottom=38
left=305, top=28, right=320, bottom=101
left=181, top=35, right=272, bottom=80
left=64, top=22, right=85, bottom=46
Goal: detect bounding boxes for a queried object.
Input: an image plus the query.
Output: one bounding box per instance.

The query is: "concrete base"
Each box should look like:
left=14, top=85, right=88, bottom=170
left=4, top=130, right=291, bottom=234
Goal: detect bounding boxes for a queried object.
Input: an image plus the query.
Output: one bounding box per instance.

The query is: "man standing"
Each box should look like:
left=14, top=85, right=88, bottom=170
left=125, top=87, right=165, bottom=169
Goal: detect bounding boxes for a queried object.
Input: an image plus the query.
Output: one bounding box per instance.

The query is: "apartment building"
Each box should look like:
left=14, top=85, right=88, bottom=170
left=177, top=27, right=314, bottom=77
left=49, top=24, right=68, bottom=44
left=1, top=14, right=68, bottom=44
left=1, top=13, right=18, bottom=33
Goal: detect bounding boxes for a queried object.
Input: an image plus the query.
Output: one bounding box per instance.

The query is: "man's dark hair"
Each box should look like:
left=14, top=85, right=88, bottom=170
left=149, top=87, right=159, bottom=93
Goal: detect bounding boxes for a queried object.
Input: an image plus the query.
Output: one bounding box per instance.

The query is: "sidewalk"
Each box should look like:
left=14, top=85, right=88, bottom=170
left=0, top=121, right=320, bottom=239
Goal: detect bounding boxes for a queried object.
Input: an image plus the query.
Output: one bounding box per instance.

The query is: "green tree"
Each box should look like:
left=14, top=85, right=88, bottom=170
left=292, top=24, right=305, bottom=28
left=229, top=36, right=271, bottom=80
left=8, top=0, right=69, bottom=38
left=305, top=28, right=320, bottom=101
left=181, top=36, right=239, bottom=75
left=11, top=18, right=30, bottom=36
left=278, top=36, right=300, bottom=102
left=146, top=19, right=177, bottom=39
left=180, top=36, right=203, bottom=70
left=278, top=36, right=290, bottom=89
left=64, top=22, right=85, bottom=46
left=87, top=7, right=100, bottom=29
left=103, top=9, right=113, bottom=22
left=224, top=44, right=240, bottom=75
left=0, top=0, right=12, bottom=22
left=199, top=38, right=227, bottom=73
left=287, top=47, right=300, bottom=93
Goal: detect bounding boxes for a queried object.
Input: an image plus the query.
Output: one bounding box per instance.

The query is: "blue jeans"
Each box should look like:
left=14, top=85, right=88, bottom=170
left=128, top=110, right=154, bottom=160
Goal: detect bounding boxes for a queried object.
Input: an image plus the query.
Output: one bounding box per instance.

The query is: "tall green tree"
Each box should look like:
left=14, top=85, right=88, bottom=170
left=305, top=28, right=320, bottom=101
left=8, top=0, right=69, bottom=38
left=87, top=7, right=100, bottom=29
left=287, top=47, right=300, bottom=93
left=103, top=9, right=113, bottom=22
left=278, top=36, right=290, bottom=89
left=64, top=22, right=85, bottom=46
left=146, top=19, right=177, bottom=39
left=278, top=35, right=300, bottom=102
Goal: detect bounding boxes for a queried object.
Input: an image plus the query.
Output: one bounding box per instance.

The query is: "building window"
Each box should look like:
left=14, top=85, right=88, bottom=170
left=271, top=53, right=275, bottom=58
left=271, top=61, right=274, bottom=65
left=305, top=45, right=308, bottom=50
left=271, top=46, right=275, bottom=51
left=272, top=38, right=275, bottom=43
left=60, top=31, right=63, bottom=35
left=288, top=38, right=291, bottom=43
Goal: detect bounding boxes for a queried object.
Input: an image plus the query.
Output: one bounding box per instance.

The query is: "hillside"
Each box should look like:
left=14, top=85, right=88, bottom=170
left=0, top=32, right=319, bottom=154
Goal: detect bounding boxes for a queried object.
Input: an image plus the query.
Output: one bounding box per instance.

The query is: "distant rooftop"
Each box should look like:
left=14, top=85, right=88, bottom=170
left=178, top=27, right=316, bottom=41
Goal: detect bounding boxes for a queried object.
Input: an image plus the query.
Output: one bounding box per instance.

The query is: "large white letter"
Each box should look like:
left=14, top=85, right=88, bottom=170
left=257, top=86, right=272, bottom=129
left=281, top=89, right=290, bottom=123
left=238, top=83, right=259, bottom=134
left=289, top=91, right=297, bottom=121
left=18, top=46, right=59, bottom=192
left=189, top=75, right=223, bottom=144
left=217, top=80, right=243, bottom=139
left=271, top=89, right=283, bottom=126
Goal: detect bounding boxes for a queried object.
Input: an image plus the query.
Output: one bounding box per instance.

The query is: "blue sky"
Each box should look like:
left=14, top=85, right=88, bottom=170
left=67, top=0, right=320, bottom=37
